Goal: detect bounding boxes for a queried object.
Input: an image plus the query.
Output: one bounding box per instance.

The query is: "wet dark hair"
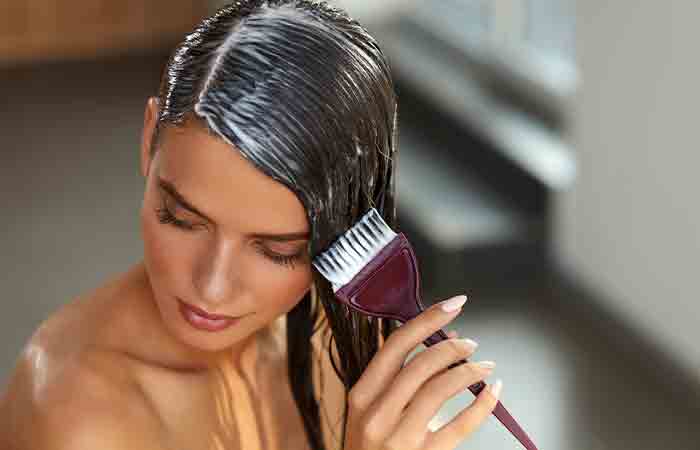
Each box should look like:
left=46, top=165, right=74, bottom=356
left=151, top=1, right=400, bottom=448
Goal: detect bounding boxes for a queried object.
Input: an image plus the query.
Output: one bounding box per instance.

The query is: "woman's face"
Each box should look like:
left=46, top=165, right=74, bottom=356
left=139, top=98, right=312, bottom=353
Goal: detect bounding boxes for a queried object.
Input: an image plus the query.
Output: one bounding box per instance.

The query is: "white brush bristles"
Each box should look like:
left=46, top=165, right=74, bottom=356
left=312, top=208, right=397, bottom=292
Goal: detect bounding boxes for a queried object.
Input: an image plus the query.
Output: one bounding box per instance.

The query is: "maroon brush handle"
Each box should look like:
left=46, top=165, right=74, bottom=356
left=335, top=234, right=539, bottom=450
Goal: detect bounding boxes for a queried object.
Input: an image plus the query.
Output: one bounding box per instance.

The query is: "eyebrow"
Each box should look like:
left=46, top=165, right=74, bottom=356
left=156, top=176, right=310, bottom=242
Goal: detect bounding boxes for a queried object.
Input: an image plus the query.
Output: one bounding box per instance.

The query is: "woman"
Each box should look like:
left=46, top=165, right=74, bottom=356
left=0, top=1, right=501, bottom=449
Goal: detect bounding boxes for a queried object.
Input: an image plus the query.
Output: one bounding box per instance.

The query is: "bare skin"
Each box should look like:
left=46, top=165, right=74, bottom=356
left=0, top=97, right=345, bottom=450
left=0, top=98, right=501, bottom=450
left=342, top=296, right=502, bottom=450
left=0, top=260, right=336, bottom=450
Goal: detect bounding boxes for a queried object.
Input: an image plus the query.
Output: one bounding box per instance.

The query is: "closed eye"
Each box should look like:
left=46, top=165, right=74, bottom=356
left=154, top=202, right=305, bottom=269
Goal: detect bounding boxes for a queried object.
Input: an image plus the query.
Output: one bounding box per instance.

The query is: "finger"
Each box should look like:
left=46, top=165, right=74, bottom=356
left=446, top=330, right=459, bottom=339
left=424, top=379, right=503, bottom=450
left=349, top=295, right=468, bottom=411
left=394, top=360, right=495, bottom=440
left=366, top=337, right=481, bottom=437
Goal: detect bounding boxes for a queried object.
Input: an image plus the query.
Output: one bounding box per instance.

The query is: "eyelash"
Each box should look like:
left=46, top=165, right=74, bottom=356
left=154, top=202, right=303, bottom=269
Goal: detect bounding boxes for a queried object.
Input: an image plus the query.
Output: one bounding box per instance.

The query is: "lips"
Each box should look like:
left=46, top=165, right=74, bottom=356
left=177, top=298, right=241, bottom=332
left=180, top=299, right=235, bottom=320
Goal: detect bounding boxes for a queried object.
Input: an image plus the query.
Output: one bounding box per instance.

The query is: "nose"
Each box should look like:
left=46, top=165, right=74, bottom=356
left=193, top=237, right=241, bottom=309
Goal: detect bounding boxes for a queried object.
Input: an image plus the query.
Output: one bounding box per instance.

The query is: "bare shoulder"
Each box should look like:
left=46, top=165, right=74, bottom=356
left=1, top=328, right=165, bottom=449
left=38, top=365, right=164, bottom=449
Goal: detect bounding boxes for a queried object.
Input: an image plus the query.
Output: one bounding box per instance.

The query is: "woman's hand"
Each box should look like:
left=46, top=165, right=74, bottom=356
left=344, top=295, right=502, bottom=450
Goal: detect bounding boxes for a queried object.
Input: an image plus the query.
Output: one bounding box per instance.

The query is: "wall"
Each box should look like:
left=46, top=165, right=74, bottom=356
left=554, top=1, right=700, bottom=381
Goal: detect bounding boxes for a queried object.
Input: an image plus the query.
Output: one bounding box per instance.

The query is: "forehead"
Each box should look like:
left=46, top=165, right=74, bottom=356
left=155, top=122, right=309, bottom=233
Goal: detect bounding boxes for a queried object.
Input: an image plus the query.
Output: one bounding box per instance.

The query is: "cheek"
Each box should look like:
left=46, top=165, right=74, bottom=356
left=140, top=203, right=194, bottom=295
left=140, top=194, right=312, bottom=314
left=248, top=262, right=313, bottom=315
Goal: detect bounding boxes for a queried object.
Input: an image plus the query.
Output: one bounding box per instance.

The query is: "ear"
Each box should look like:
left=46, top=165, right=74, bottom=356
left=140, top=97, right=160, bottom=178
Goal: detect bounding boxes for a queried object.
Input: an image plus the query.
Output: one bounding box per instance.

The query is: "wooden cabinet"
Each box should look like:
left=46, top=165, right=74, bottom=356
left=0, top=1, right=208, bottom=66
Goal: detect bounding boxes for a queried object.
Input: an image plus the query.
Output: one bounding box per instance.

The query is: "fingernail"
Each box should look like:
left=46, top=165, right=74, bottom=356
left=474, top=360, right=495, bottom=370
left=489, top=379, right=503, bottom=399
left=456, top=338, right=478, bottom=351
left=440, top=295, right=468, bottom=312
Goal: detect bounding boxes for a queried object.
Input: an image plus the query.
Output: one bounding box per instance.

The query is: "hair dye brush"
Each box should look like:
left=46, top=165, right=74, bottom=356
left=312, top=208, right=538, bottom=450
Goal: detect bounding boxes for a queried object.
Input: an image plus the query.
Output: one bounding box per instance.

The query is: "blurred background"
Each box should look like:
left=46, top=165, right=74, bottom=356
left=1, top=1, right=699, bottom=449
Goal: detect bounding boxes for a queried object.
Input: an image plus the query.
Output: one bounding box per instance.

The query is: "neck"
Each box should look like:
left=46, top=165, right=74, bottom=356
left=101, top=261, right=268, bottom=376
